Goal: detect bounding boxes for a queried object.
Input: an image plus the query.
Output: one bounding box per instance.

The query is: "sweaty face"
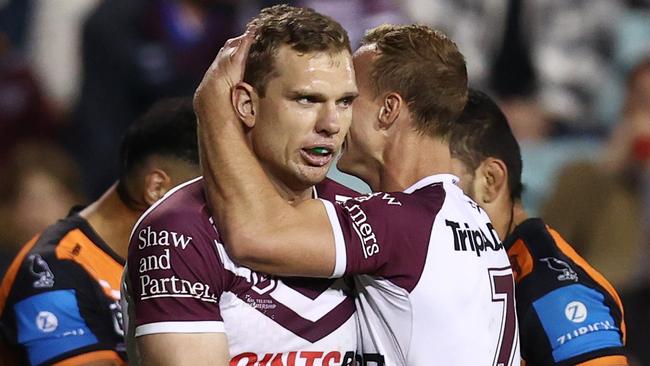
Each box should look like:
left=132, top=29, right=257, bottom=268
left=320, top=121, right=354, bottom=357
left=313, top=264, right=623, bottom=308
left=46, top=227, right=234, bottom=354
left=250, top=46, right=357, bottom=191
left=337, top=46, right=383, bottom=185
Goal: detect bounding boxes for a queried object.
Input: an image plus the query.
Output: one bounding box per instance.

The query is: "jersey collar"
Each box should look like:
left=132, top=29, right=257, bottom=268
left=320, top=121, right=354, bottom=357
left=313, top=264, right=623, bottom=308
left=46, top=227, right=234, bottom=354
left=403, top=174, right=460, bottom=194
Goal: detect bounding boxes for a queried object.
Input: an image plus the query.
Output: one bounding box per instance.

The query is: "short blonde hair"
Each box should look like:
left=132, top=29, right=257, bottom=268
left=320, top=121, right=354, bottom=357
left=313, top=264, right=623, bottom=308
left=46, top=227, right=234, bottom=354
left=362, top=24, right=468, bottom=138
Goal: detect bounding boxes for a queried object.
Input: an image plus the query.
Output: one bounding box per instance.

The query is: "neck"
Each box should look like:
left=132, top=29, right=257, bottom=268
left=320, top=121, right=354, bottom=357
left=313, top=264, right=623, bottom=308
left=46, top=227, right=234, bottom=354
left=78, top=183, right=143, bottom=259
left=374, top=130, right=453, bottom=192
left=510, top=201, right=529, bottom=234
left=263, top=168, right=314, bottom=205
left=491, top=198, right=529, bottom=240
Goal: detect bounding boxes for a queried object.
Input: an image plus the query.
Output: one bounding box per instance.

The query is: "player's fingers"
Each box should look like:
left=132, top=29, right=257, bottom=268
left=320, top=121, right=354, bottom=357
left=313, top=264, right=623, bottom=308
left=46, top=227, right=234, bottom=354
left=224, top=33, right=245, bottom=49
left=228, top=29, right=255, bottom=71
left=235, top=27, right=256, bottom=62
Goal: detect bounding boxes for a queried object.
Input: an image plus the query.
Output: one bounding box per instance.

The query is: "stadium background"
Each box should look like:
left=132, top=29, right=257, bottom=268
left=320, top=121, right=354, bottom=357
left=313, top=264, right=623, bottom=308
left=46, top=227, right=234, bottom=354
left=0, top=0, right=649, bottom=364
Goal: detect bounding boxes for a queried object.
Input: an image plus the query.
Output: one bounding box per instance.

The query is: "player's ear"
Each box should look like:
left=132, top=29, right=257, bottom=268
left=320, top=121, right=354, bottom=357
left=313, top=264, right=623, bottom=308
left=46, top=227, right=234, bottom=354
left=143, top=169, right=171, bottom=206
left=232, top=82, right=257, bottom=128
left=378, top=92, right=402, bottom=130
left=478, top=158, right=508, bottom=204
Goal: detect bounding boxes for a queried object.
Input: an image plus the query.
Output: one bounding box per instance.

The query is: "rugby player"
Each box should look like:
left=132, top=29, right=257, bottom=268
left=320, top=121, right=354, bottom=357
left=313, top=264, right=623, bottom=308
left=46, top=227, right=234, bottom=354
left=0, top=98, right=200, bottom=366
left=123, top=5, right=360, bottom=366
left=196, top=24, right=520, bottom=365
left=449, top=89, right=628, bottom=365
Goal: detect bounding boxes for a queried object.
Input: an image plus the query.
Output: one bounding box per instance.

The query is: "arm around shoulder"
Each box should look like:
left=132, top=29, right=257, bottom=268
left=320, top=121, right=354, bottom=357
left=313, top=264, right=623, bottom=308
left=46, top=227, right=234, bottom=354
left=222, top=198, right=338, bottom=278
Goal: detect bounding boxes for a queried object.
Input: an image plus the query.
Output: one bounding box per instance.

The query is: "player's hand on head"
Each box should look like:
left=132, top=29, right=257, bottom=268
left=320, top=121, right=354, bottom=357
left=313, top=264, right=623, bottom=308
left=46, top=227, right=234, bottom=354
left=193, top=28, right=255, bottom=124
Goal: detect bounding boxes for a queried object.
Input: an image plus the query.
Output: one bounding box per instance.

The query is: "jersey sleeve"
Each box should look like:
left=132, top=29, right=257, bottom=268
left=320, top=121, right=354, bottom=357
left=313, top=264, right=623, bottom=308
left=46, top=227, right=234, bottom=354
left=524, top=283, right=626, bottom=365
left=320, top=188, right=443, bottom=281
left=9, top=254, right=124, bottom=365
left=126, top=201, right=229, bottom=337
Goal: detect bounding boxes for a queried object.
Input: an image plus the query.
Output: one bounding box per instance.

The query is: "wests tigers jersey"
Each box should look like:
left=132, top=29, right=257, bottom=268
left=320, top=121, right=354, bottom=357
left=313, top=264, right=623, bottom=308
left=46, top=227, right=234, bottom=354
left=0, top=213, right=125, bottom=366
left=322, top=174, right=520, bottom=366
left=505, top=218, right=627, bottom=365
left=123, top=177, right=359, bottom=365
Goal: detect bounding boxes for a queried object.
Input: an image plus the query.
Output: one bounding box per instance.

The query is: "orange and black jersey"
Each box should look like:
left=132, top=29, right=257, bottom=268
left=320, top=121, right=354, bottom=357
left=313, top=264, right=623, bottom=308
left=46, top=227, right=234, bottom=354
left=506, top=218, right=627, bottom=366
left=0, top=211, right=126, bottom=366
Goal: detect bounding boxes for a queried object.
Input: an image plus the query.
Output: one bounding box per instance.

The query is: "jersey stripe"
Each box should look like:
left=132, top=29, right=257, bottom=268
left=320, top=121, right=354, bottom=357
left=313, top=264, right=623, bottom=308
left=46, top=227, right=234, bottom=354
left=52, top=350, right=125, bottom=366
left=0, top=235, right=39, bottom=314
left=55, top=229, right=123, bottom=300
left=135, top=321, right=225, bottom=336
left=320, top=199, right=346, bottom=278
left=508, top=239, right=534, bottom=282
left=548, top=227, right=627, bottom=343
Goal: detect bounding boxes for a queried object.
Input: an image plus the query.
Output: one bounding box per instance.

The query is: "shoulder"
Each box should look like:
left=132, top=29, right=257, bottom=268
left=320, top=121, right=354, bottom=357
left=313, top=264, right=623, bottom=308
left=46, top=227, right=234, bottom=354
left=126, top=177, right=227, bottom=291
left=127, top=177, right=224, bottom=288
left=1, top=219, right=124, bottom=365
left=508, top=220, right=626, bottom=363
left=315, top=178, right=361, bottom=202
left=135, top=177, right=209, bottom=230
left=3, top=216, right=88, bottom=300
left=129, top=177, right=219, bottom=251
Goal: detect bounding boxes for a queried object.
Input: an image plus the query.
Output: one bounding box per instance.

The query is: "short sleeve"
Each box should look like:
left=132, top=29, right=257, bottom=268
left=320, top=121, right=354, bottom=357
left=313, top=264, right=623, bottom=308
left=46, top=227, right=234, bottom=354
left=9, top=257, right=123, bottom=365
left=127, top=200, right=229, bottom=337
left=320, top=188, right=444, bottom=283
left=528, top=283, right=625, bottom=364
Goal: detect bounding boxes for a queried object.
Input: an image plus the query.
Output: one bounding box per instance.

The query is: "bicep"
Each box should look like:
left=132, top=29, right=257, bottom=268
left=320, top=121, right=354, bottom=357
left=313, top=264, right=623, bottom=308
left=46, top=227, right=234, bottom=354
left=137, top=333, right=229, bottom=366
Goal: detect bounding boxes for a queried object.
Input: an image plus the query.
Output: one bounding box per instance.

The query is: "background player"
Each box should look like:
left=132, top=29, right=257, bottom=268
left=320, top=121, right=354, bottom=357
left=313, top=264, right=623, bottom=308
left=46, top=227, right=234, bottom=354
left=123, top=5, right=360, bottom=366
left=195, top=23, right=519, bottom=365
left=449, top=89, right=628, bottom=365
left=0, top=98, right=200, bottom=366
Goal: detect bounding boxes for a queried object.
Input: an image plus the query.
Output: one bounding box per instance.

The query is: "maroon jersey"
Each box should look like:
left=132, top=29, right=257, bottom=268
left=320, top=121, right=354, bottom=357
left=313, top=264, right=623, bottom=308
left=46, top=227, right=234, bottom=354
left=123, top=177, right=359, bottom=365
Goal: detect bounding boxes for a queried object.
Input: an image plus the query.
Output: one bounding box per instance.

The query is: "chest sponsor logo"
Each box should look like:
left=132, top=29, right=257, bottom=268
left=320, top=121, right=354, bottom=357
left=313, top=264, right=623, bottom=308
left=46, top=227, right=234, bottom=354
left=29, top=254, right=55, bottom=288
left=445, top=220, right=502, bottom=256
left=137, top=226, right=193, bottom=250
left=135, top=225, right=217, bottom=302
left=540, top=257, right=578, bottom=282
left=139, top=274, right=219, bottom=303
left=230, top=351, right=385, bottom=366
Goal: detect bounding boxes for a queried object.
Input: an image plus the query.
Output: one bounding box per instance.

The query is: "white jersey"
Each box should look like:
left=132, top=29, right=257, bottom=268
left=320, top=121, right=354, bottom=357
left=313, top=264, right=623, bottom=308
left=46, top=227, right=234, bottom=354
left=322, top=174, right=520, bottom=365
left=122, top=177, right=359, bottom=365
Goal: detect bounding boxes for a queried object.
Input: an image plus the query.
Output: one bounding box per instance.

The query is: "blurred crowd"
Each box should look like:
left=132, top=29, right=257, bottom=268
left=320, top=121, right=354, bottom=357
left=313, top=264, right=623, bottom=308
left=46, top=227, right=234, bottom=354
left=1, top=0, right=649, bottom=363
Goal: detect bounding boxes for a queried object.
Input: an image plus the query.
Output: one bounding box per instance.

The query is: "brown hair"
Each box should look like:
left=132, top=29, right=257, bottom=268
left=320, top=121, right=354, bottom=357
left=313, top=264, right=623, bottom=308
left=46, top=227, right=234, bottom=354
left=361, top=24, right=467, bottom=137
left=243, top=4, right=351, bottom=97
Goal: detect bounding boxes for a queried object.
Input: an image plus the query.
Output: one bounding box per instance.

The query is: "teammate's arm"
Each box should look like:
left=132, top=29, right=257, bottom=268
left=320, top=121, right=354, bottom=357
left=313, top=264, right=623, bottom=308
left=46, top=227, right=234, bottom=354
left=137, top=333, right=229, bottom=366
left=195, top=30, right=337, bottom=278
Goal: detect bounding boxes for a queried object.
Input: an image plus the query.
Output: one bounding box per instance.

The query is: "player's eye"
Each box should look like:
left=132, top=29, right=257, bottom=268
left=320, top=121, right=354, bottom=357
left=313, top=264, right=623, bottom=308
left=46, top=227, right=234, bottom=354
left=337, top=95, right=357, bottom=108
left=339, top=97, right=354, bottom=107
left=295, top=96, right=317, bottom=105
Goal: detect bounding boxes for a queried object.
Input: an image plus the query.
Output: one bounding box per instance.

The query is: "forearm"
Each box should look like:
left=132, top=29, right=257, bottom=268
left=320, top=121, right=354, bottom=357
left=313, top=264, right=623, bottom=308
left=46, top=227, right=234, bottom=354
left=197, top=111, right=278, bottom=226
left=198, top=115, right=335, bottom=277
